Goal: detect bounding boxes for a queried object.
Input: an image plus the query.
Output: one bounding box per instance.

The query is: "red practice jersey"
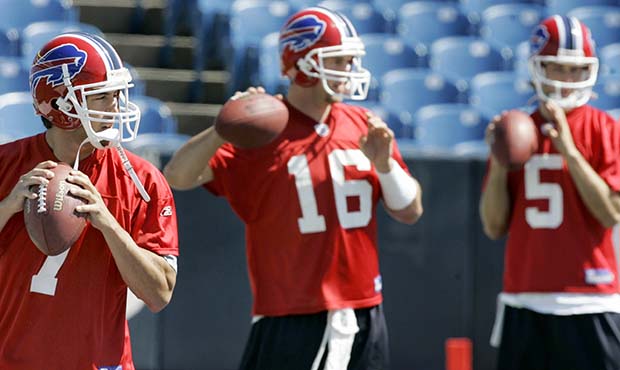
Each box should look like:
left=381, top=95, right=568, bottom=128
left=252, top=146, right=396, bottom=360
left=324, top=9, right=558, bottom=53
left=495, top=105, right=620, bottom=294
left=0, top=134, right=179, bottom=370
left=206, top=101, right=410, bottom=316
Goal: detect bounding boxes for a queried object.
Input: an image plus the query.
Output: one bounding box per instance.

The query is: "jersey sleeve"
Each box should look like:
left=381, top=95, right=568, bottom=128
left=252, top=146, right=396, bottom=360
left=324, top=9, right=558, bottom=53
left=203, top=143, right=236, bottom=197
left=593, top=112, right=620, bottom=192
left=131, top=168, right=179, bottom=256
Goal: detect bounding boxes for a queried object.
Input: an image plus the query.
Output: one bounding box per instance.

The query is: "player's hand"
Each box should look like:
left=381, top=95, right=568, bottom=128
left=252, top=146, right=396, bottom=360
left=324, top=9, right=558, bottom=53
left=485, top=115, right=508, bottom=171
left=359, top=112, right=394, bottom=172
left=67, top=170, right=117, bottom=231
left=232, top=86, right=284, bottom=101
left=540, top=100, right=578, bottom=158
left=2, top=160, right=57, bottom=215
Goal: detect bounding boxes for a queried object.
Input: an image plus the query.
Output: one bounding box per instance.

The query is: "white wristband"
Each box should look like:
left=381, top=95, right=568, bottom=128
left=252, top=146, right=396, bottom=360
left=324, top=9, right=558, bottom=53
left=377, top=159, right=418, bottom=211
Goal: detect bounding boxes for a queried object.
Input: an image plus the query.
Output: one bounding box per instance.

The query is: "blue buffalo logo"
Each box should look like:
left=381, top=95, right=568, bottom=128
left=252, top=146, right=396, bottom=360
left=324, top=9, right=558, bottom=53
left=530, top=24, right=550, bottom=55
left=280, top=15, right=326, bottom=53
left=30, top=44, right=87, bottom=91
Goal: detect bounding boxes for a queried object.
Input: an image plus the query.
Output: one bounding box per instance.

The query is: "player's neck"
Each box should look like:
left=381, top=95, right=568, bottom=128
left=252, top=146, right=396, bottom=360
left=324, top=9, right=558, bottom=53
left=287, top=85, right=332, bottom=123
left=45, top=128, right=95, bottom=164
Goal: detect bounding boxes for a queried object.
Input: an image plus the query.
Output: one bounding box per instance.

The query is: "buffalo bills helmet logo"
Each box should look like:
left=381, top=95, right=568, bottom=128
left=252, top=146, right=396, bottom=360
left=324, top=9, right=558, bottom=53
left=530, top=24, right=549, bottom=56
left=280, top=15, right=326, bottom=53
left=30, top=44, right=87, bottom=92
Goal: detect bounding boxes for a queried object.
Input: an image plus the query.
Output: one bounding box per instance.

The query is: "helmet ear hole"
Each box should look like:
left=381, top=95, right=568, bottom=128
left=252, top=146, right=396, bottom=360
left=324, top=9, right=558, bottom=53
left=54, top=97, right=72, bottom=112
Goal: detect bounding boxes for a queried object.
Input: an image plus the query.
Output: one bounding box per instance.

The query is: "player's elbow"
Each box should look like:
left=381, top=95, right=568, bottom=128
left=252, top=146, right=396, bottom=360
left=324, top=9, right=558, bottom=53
left=482, top=221, right=507, bottom=240
left=163, top=163, right=194, bottom=191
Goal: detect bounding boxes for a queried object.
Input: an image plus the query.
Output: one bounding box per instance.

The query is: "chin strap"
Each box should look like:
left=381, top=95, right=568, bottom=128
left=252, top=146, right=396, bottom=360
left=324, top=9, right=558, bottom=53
left=72, top=128, right=151, bottom=202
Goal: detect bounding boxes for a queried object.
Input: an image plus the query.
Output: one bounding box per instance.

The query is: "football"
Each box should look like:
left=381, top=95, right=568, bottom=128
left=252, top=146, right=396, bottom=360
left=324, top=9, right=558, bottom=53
left=24, top=163, right=87, bottom=256
left=490, top=110, right=538, bottom=169
left=214, top=93, right=289, bottom=149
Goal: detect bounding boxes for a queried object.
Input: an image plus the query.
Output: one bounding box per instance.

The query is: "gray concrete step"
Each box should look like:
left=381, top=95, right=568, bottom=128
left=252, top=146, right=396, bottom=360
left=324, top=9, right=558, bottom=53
left=166, top=102, right=221, bottom=136
left=74, top=0, right=166, bottom=35
left=134, top=67, right=229, bottom=104
left=105, top=33, right=194, bottom=69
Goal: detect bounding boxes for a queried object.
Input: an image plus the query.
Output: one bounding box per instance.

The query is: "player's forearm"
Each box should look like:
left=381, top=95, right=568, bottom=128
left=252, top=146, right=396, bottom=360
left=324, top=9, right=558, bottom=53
left=480, top=163, right=510, bottom=239
left=385, top=178, right=423, bottom=224
left=0, top=198, right=19, bottom=233
left=163, top=126, right=226, bottom=190
left=101, top=222, right=177, bottom=312
left=565, top=150, right=620, bottom=227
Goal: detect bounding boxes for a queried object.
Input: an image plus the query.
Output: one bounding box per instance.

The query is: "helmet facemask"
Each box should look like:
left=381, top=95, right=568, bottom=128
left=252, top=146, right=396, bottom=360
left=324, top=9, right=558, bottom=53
left=529, top=53, right=599, bottom=110
left=56, top=63, right=141, bottom=149
left=297, top=41, right=370, bottom=101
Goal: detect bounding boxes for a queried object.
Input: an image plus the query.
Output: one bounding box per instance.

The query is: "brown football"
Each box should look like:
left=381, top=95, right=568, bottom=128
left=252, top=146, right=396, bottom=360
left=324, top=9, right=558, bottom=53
left=23, top=163, right=87, bottom=256
left=215, top=93, right=289, bottom=149
left=491, top=110, right=538, bottom=169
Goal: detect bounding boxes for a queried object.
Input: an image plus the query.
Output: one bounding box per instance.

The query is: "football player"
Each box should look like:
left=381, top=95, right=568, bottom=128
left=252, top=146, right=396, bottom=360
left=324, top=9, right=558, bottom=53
left=164, top=6, right=423, bottom=370
left=480, top=15, right=620, bottom=370
left=0, top=33, right=179, bottom=369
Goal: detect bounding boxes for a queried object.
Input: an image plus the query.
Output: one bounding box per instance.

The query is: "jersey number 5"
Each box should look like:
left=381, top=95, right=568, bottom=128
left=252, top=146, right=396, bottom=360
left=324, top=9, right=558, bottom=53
left=524, top=154, right=564, bottom=229
left=288, top=149, right=373, bottom=234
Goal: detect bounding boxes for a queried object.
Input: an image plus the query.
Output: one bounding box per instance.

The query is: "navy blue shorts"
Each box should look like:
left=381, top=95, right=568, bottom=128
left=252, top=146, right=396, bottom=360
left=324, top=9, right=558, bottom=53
left=497, top=306, right=620, bottom=370
left=239, top=305, right=389, bottom=370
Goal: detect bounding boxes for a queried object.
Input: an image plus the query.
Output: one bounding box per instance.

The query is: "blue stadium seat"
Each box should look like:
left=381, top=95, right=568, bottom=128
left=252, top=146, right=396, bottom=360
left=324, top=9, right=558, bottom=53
left=372, top=0, right=426, bottom=27
left=317, top=1, right=388, bottom=34
left=124, top=62, right=147, bottom=97
left=430, top=36, right=506, bottom=92
left=514, top=40, right=531, bottom=77
left=0, top=92, right=45, bottom=140
left=479, top=3, right=544, bottom=61
left=223, top=0, right=293, bottom=94
left=21, top=21, right=104, bottom=68
left=600, top=43, right=620, bottom=76
left=124, top=133, right=191, bottom=170
left=567, top=6, right=620, bottom=48
left=253, top=32, right=289, bottom=95
left=607, top=108, right=620, bottom=120
left=161, top=0, right=197, bottom=66
left=412, top=103, right=486, bottom=148
left=360, top=34, right=418, bottom=100
left=0, top=0, right=77, bottom=56
left=380, top=68, right=460, bottom=137
left=453, top=139, right=489, bottom=158
left=592, top=75, right=620, bottom=111
left=397, top=2, right=470, bottom=67
left=132, top=96, right=178, bottom=134
left=458, top=0, right=538, bottom=26
left=0, top=57, right=29, bottom=94
left=469, top=71, right=535, bottom=121
left=544, top=0, right=617, bottom=16
left=349, top=100, right=390, bottom=124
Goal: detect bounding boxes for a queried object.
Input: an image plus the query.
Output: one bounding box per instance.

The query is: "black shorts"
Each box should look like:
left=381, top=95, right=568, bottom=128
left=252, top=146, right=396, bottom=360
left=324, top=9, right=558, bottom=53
left=239, top=305, right=389, bottom=370
left=497, top=306, right=620, bottom=370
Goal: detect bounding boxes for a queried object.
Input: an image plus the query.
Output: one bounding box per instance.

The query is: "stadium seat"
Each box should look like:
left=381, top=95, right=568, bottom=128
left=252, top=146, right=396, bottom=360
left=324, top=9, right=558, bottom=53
left=607, top=108, right=620, bottom=120
left=124, top=133, right=191, bottom=170
left=0, top=0, right=77, bottom=56
left=21, top=21, right=104, bottom=68
left=430, top=36, right=506, bottom=92
left=544, top=0, right=617, bottom=17
left=161, top=0, right=197, bottom=67
left=0, top=92, right=45, bottom=140
left=253, top=32, right=289, bottom=95
left=469, top=71, right=535, bottom=121
left=317, top=1, right=388, bottom=34
left=600, top=43, right=620, bottom=77
left=453, top=139, right=489, bottom=158
left=222, top=0, right=293, bottom=94
left=412, top=103, right=486, bottom=148
left=360, top=34, right=419, bottom=100
left=458, top=0, right=538, bottom=26
left=479, top=3, right=544, bottom=61
left=397, top=2, right=470, bottom=67
left=0, top=57, right=29, bottom=94
left=124, top=62, right=147, bottom=97
left=591, top=76, right=620, bottom=111
left=514, top=41, right=531, bottom=77
left=132, top=96, right=178, bottom=134
left=380, top=68, right=460, bottom=137
left=567, top=6, right=620, bottom=49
